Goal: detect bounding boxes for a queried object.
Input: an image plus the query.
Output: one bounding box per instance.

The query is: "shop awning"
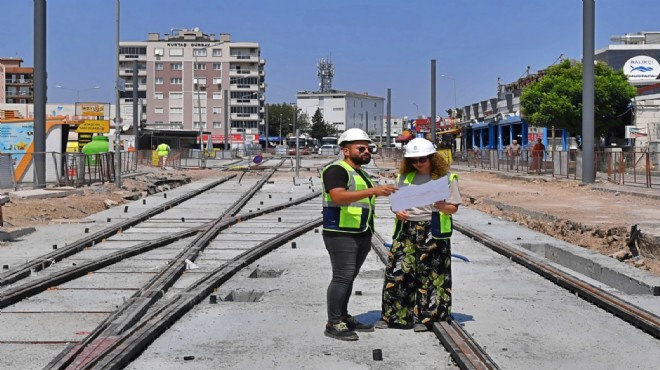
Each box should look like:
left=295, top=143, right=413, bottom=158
left=438, top=128, right=461, bottom=135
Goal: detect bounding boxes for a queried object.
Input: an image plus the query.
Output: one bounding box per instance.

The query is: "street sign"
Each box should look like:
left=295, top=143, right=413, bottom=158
left=116, top=78, right=126, bottom=92
left=77, top=120, right=110, bottom=133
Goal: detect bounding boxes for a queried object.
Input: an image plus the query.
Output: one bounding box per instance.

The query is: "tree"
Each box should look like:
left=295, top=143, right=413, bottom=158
left=520, top=59, right=636, bottom=139
left=309, top=108, right=337, bottom=139
left=266, top=103, right=298, bottom=138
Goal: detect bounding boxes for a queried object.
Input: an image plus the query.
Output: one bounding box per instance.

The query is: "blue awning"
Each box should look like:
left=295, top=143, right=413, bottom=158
left=498, top=115, right=524, bottom=125
left=472, top=121, right=489, bottom=129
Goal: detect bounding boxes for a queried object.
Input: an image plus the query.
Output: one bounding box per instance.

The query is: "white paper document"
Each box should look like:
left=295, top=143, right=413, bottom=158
left=389, top=175, right=450, bottom=211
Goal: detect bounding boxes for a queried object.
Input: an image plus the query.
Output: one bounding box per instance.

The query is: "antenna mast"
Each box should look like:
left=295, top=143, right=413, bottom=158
left=317, top=56, right=334, bottom=92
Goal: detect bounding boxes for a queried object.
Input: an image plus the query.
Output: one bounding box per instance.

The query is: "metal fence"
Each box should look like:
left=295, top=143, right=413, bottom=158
left=0, top=151, right=142, bottom=190
left=452, top=149, right=657, bottom=188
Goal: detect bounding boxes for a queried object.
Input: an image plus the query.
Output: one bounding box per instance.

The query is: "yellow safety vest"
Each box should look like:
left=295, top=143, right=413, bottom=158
left=392, top=172, right=458, bottom=240
left=321, top=160, right=376, bottom=233
left=157, top=143, right=170, bottom=157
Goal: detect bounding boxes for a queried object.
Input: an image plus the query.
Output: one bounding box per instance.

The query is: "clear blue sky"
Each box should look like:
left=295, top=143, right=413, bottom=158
left=2, top=0, right=659, bottom=118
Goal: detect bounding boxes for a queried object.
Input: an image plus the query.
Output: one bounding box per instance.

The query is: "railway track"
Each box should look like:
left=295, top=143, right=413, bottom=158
left=0, top=157, right=657, bottom=369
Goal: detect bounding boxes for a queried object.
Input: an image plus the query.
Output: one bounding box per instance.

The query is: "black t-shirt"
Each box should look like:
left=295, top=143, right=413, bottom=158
left=322, top=164, right=374, bottom=237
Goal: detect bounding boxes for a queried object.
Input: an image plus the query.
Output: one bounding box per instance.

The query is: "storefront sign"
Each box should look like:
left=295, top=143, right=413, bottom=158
left=623, top=56, right=660, bottom=80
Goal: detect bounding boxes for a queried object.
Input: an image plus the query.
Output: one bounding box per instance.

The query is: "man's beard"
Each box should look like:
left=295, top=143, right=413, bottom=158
left=350, top=152, right=371, bottom=165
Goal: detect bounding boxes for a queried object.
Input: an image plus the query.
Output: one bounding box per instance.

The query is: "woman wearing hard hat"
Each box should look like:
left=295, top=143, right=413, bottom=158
left=378, top=137, right=462, bottom=332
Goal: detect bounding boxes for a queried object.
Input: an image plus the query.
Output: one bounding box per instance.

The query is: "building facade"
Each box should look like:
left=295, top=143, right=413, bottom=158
left=119, top=28, right=265, bottom=145
left=0, top=58, right=34, bottom=104
left=296, top=90, right=385, bottom=137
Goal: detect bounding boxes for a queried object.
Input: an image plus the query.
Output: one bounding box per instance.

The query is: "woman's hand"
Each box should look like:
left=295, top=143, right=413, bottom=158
left=434, top=200, right=459, bottom=215
left=394, top=210, right=409, bottom=221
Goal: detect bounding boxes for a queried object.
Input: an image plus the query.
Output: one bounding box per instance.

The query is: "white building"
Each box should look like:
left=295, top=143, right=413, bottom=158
left=296, top=90, right=385, bottom=137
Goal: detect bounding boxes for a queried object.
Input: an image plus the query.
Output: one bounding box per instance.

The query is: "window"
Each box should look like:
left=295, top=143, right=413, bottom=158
left=193, top=92, right=207, bottom=101
left=213, top=121, right=222, bottom=128
left=154, top=48, right=164, bottom=56
left=194, top=77, right=207, bottom=86
left=194, top=62, right=206, bottom=70
left=333, top=107, right=344, bottom=111
left=154, top=107, right=164, bottom=114
left=170, top=77, right=182, bottom=85
left=155, top=77, right=163, bottom=85
left=193, top=48, right=207, bottom=57
left=154, top=92, right=164, bottom=100
left=212, top=77, right=222, bottom=85
left=212, top=92, right=223, bottom=100
left=170, top=92, right=183, bottom=100
left=212, top=107, right=222, bottom=114
left=170, top=107, right=183, bottom=114
left=212, top=49, right=222, bottom=57
left=169, top=48, right=183, bottom=56
left=213, top=63, right=222, bottom=70
left=193, top=121, right=207, bottom=129
left=170, top=62, right=182, bottom=70
left=155, top=62, right=163, bottom=70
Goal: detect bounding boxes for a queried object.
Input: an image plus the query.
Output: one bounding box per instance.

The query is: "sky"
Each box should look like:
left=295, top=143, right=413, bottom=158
left=2, top=0, right=660, bottom=118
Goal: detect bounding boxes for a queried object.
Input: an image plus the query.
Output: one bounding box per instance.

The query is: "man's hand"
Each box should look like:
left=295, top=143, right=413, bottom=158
left=394, top=210, right=409, bottom=221
left=372, top=185, right=398, bottom=197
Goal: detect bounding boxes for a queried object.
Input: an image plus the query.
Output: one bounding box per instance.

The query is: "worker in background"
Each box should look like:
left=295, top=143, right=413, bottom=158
left=157, top=142, right=171, bottom=169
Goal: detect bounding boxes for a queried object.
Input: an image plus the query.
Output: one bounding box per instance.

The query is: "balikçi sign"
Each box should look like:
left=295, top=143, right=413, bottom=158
left=623, top=56, right=660, bottom=80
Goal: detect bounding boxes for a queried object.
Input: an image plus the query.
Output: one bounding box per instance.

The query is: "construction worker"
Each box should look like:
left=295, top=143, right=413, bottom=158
left=321, top=128, right=398, bottom=341
left=157, top=142, right=171, bottom=169
left=378, top=137, right=461, bottom=332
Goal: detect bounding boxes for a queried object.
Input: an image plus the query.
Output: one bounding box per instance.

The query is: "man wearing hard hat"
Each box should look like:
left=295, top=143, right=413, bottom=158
left=320, top=128, right=398, bottom=341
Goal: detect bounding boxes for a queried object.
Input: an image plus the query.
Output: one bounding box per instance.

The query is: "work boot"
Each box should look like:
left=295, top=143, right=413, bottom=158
left=324, top=322, right=358, bottom=341
left=374, top=320, right=389, bottom=329
left=342, top=315, right=374, bottom=332
left=414, top=323, right=430, bottom=332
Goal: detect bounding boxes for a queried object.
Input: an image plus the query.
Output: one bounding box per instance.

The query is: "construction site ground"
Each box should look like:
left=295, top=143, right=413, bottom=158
left=1, top=156, right=658, bottom=276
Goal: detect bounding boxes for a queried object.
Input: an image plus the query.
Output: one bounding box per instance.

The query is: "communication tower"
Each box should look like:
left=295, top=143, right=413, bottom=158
left=317, top=57, right=335, bottom=92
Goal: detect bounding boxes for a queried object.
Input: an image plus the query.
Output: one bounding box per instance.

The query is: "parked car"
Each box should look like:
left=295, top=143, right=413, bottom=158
left=319, top=144, right=340, bottom=155
left=288, top=147, right=311, bottom=155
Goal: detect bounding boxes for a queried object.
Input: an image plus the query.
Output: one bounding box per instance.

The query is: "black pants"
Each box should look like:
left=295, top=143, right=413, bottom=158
left=323, top=233, right=372, bottom=324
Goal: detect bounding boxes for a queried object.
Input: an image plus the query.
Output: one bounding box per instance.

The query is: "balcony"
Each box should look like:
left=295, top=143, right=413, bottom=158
left=229, top=54, right=256, bottom=62
left=5, top=79, right=33, bottom=85
left=6, top=90, right=33, bottom=97
left=230, top=112, right=258, bottom=120
left=229, top=69, right=255, bottom=77
left=119, top=69, right=147, bottom=77
left=230, top=98, right=259, bottom=105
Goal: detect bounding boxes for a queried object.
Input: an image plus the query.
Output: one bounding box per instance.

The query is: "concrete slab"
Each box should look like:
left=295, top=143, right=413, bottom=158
left=0, top=312, right=108, bottom=341
left=0, top=344, right=68, bottom=370
left=2, top=289, right=134, bottom=313
left=8, top=188, right=84, bottom=200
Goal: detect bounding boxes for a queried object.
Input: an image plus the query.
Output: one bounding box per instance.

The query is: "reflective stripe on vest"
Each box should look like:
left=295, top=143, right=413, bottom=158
left=392, top=172, right=458, bottom=240
left=321, top=160, right=375, bottom=233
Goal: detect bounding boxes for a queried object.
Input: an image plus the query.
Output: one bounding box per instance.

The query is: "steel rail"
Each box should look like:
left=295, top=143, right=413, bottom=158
left=1, top=170, right=277, bottom=309
left=371, top=231, right=499, bottom=370
left=454, top=222, right=660, bottom=339
left=56, top=217, right=323, bottom=370
left=47, top=191, right=320, bottom=369
left=0, top=175, right=235, bottom=286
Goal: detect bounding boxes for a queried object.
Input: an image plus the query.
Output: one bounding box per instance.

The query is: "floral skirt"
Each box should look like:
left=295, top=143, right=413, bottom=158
left=381, top=220, right=452, bottom=327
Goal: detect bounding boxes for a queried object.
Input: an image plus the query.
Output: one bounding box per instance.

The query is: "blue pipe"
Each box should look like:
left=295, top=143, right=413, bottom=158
left=382, top=243, right=470, bottom=262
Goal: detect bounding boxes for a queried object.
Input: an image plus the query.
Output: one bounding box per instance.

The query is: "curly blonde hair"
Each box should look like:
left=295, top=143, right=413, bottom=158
left=399, top=153, right=450, bottom=179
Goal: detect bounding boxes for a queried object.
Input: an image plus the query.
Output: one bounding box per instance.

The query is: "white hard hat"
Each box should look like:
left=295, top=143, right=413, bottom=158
left=338, top=128, right=372, bottom=146
left=404, top=138, right=437, bottom=157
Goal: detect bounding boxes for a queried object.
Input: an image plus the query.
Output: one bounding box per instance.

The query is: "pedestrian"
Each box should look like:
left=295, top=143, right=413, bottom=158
left=377, top=137, right=461, bottom=332
left=321, top=128, right=398, bottom=341
left=529, top=138, right=546, bottom=172
left=156, top=142, right=171, bottom=169
left=507, top=139, right=521, bottom=170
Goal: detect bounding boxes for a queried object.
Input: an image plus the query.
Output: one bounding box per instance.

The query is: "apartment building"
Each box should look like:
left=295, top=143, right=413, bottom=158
left=0, top=58, right=34, bottom=104
left=119, top=28, right=265, bottom=144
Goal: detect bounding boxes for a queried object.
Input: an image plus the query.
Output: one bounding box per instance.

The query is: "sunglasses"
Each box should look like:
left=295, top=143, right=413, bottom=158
left=409, top=157, right=429, bottom=164
left=351, top=145, right=372, bottom=153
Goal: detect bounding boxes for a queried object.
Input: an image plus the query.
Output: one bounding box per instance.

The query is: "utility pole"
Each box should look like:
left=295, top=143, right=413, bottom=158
left=431, top=59, right=437, bottom=144
left=223, top=89, right=229, bottom=158
left=132, top=59, right=139, bottom=152
left=33, top=0, right=46, bottom=188
left=582, top=0, right=595, bottom=183
left=114, top=0, right=122, bottom=187
left=386, top=88, right=391, bottom=147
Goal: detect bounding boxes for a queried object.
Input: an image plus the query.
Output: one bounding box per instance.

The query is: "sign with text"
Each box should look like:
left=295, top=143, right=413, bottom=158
left=77, top=120, right=110, bottom=133
left=76, top=103, right=110, bottom=117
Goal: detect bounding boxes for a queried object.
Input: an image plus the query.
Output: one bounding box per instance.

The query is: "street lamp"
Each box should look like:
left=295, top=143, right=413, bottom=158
left=412, top=102, right=419, bottom=117
left=55, top=85, right=100, bottom=102
left=440, top=75, right=457, bottom=111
